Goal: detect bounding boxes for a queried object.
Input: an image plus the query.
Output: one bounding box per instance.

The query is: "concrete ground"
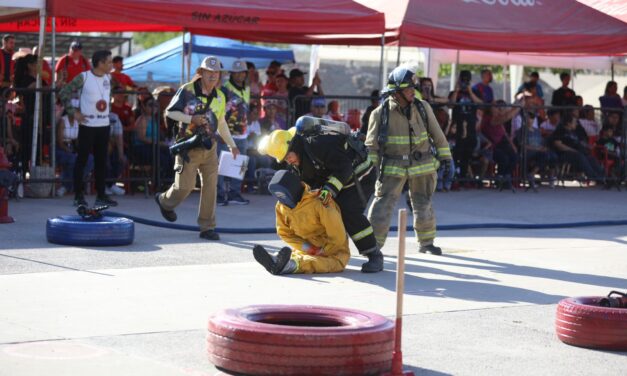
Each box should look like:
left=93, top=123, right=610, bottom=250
left=0, top=187, right=626, bottom=376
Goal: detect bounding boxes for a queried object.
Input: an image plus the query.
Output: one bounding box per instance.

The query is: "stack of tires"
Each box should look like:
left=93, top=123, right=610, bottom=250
left=207, top=305, right=395, bottom=375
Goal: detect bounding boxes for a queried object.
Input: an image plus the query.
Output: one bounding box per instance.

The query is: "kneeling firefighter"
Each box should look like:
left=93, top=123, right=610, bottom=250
left=253, top=170, right=350, bottom=275
left=366, top=66, right=452, bottom=255
left=258, top=116, right=383, bottom=273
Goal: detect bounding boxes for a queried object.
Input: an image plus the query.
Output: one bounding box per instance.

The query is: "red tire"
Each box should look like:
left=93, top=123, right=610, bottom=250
left=207, top=305, right=394, bottom=375
left=556, top=296, right=627, bottom=351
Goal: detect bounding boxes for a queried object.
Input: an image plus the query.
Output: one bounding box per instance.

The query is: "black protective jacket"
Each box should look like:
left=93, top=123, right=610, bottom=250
left=289, top=134, right=369, bottom=196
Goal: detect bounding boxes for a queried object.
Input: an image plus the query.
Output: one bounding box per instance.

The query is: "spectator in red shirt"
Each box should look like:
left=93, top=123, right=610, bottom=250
left=110, top=85, right=135, bottom=133
left=262, top=60, right=281, bottom=94
left=111, top=55, right=136, bottom=90
left=1, top=34, right=15, bottom=88
left=55, top=41, right=91, bottom=85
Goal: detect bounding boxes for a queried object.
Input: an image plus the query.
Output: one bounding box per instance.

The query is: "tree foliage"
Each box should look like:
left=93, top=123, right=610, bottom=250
left=133, top=32, right=182, bottom=49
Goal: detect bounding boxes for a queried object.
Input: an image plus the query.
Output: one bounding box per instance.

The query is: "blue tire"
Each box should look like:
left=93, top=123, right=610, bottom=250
left=46, top=215, right=134, bottom=246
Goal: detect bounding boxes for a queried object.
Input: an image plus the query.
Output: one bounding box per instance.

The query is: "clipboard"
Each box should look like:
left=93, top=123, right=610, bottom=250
left=218, top=151, right=249, bottom=180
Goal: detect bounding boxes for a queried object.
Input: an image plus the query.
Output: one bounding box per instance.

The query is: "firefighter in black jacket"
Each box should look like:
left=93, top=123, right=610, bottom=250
left=259, top=120, right=384, bottom=273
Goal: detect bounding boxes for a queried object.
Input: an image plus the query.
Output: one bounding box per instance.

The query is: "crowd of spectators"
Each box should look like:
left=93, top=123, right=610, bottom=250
left=1, top=33, right=626, bottom=200
left=420, top=69, right=626, bottom=191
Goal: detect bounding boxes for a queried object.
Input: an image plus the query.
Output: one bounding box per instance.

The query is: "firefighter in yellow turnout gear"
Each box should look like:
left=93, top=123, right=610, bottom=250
left=253, top=170, right=350, bottom=275
left=366, top=66, right=452, bottom=255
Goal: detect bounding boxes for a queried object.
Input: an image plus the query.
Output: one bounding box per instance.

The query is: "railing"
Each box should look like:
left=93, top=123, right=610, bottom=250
left=2, top=86, right=625, bottom=198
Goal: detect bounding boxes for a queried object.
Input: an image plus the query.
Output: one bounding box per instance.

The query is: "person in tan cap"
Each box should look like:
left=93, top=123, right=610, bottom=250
left=155, top=56, right=240, bottom=241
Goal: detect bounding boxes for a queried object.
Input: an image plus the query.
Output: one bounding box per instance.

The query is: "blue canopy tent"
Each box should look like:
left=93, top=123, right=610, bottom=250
left=123, top=34, right=295, bottom=83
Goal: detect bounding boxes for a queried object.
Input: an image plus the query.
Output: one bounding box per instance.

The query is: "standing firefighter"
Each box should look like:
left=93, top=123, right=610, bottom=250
left=154, top=56, right=240, bottom=241
left=366, top=66, right=452, bottom=255
left=259, top=117, right=384, bottom=273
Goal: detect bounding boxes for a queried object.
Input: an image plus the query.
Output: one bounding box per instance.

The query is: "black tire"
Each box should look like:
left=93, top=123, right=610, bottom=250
left=46, top=215, right=134, bottom=246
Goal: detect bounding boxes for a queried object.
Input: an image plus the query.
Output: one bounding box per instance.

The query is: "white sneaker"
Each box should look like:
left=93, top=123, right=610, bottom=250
left=110, top=184, right=125, bottom=196
left=105, top=186, right=113, bottom=196
left=56, top=186, right=67, bottom=197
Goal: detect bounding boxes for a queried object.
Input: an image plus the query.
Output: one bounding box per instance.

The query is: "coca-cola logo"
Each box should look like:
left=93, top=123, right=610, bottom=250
left=463, top=0, right=540, bottom=6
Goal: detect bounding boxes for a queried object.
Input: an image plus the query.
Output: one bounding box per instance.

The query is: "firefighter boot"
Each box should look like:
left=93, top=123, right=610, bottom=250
left=419, top=244, right=442, bottom=255
left=361, top=249, right=384, bottom=273
left=253, top=245, right=295, bottom=275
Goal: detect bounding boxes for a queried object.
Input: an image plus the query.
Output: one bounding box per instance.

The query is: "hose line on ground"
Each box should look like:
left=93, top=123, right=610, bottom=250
left=104, top=211, right=627, bottom=234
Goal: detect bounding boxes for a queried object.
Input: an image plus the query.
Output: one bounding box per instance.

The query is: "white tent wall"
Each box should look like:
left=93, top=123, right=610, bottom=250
left=509, top=65, right=524, bottom=103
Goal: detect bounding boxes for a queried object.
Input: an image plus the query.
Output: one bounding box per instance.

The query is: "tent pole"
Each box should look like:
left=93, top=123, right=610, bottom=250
left=570, top=68, right=574, bottom=91
left=424, top=48, right=431, bottom=77
left=31, top=8, right=46, bottom=170
left=187, top=33, right=192, bottom=82
left=502, top=64, right=507, bottom=102
left=450, top=50, right=459, bottom=93
left=51, top=17, right=57, bottom=176
left=181, top=31, right=186, bottom=85
left=379, top=33, right=385, bottom=90
left=396, top=43, right=401, bottom=66
left=611, top=59, right=615, bottom=81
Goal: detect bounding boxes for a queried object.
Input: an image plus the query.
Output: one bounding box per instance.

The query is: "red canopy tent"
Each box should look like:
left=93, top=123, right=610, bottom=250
left=6, top=0, right=384, bottom=37
left=236, top=0, right=627, bottom=54
left=396, top=0, right=627, bottom=54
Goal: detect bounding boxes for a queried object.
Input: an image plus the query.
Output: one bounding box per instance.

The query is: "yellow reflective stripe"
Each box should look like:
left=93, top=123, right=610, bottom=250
left=416, top=132, right=429, bottom=143
left=386, top=132, right=428, bottom=145
left=407, top=163, right=437, bottom=176
left=369, top=152, right=379, bottom=164
left=416, top=230, right=436, bottom=240
left=382, top=165, right=408, bottom=176
left=437, top=147, right=452, bottom=157
left=292, top=257, right=301, bottom=273
left=354, top=156, right=372, bottom=175
left=327, top=176, right=343, bottom=192
left=351, top=226, right=374, bottom=241
left=375, top=235, right=387, bottom=243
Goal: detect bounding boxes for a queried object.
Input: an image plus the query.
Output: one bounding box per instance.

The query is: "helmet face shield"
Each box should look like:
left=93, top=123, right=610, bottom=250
left=268, top=170, right=304, bottom=209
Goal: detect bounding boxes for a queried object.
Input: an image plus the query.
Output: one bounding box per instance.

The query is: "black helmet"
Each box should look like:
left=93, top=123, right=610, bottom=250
left=383, top=66, right=415, bottom=94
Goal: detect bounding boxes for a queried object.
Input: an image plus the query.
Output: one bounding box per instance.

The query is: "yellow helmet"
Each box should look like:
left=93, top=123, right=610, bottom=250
left=258, top=127, right=296, bottom=162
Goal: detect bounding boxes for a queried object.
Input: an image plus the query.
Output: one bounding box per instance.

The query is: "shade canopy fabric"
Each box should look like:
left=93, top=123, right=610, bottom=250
left=1, top=0, right=625, bottom=55
left=42, top=0, right=385, bottom=38
left=123, top=34, right=295, bottom=83
left=396, top=0, right=627, bottom=54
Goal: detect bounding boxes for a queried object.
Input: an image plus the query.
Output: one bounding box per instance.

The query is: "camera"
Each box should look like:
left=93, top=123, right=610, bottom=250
left=459, top=70, right=472, bottom=91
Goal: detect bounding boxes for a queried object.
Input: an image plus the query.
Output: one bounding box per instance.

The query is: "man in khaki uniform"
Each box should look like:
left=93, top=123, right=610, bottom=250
left=366, top=66, right=452, bottom=255
left=155, top=56, right=240, bottom=240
